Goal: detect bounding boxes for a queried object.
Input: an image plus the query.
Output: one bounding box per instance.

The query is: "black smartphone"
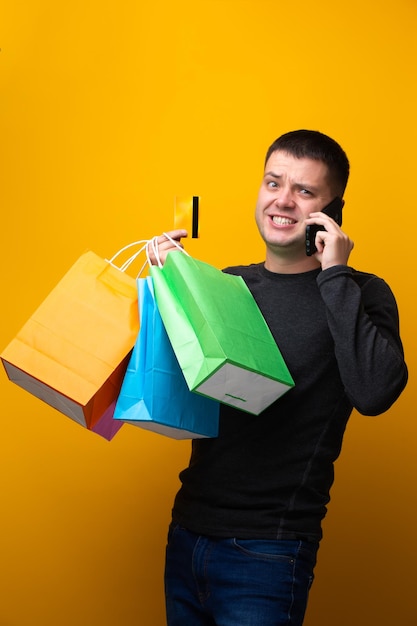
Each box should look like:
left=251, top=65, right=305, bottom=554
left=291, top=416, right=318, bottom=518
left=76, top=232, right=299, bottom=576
left=305, top=197, right=344, bottom=256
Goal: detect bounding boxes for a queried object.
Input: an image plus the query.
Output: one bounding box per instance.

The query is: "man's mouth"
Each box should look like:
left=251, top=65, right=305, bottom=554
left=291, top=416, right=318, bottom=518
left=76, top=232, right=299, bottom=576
left=271, top=216, right=297, bottom=225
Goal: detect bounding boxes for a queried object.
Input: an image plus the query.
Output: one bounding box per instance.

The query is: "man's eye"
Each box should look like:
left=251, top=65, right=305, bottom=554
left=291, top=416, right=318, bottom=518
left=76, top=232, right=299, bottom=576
left=300, top=188, right=312, bottom=195
left=267, top=181, right=278, bottom=188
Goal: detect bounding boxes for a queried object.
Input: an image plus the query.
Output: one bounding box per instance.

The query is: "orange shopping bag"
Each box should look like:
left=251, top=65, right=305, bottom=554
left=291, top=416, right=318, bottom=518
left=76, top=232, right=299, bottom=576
left=1, top=244, right=144, bottom=440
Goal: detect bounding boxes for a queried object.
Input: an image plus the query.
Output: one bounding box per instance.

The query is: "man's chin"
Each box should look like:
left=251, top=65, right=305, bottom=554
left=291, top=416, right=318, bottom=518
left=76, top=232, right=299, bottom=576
left=265, top=238, right=305, bottom=256
left=266, top=236, right=299, bottom=249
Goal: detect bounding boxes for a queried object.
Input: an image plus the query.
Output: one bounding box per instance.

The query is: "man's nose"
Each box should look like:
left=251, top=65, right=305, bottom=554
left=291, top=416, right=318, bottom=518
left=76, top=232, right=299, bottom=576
left=274, top=188, right=296, bottom=208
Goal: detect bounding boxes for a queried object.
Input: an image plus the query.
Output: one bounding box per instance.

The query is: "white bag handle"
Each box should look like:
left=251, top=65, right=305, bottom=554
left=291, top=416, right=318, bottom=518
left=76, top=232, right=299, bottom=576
left=106, top=233, right=189, bottom=276
left=106, top=240, right=148, bottom=271
left=146, top=232, right=189, bottom=269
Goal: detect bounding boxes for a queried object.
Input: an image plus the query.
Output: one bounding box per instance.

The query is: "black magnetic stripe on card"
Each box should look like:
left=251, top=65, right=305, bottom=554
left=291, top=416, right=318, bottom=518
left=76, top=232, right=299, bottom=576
left=192, top=196, right=199, bottom=238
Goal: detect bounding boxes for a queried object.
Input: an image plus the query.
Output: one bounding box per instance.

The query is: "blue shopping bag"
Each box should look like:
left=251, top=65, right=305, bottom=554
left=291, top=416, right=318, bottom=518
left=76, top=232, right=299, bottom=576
left=113, top=276, right=219, bottom=439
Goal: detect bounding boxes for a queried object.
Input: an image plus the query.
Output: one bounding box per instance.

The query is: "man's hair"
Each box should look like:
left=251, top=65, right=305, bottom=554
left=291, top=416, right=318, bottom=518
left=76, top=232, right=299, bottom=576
left=265, top=129, right=350, bottom=195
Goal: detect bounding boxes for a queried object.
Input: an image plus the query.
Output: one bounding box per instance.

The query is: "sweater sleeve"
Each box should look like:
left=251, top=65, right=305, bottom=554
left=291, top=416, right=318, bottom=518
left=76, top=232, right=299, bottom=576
left=317, top=265, right=408, bottom=416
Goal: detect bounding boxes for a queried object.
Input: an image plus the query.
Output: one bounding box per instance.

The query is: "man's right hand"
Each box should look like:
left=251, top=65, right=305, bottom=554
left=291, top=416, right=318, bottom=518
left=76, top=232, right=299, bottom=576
left=147, top=230, right=188, bottom=266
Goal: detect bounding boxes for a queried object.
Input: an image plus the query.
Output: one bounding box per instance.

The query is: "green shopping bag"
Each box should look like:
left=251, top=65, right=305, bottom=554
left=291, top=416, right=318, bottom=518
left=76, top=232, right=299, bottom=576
left=150, top=252, right=294, bottom=415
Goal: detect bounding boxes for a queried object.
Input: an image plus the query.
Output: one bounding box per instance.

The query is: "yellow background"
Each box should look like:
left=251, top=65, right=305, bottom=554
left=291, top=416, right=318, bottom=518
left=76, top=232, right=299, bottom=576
left=1, top=1, right=415, bottom=624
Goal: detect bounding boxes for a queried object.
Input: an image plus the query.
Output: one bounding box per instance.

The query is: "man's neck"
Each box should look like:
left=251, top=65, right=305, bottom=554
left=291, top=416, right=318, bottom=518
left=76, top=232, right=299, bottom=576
left=264, top=249, right=321, bottom=274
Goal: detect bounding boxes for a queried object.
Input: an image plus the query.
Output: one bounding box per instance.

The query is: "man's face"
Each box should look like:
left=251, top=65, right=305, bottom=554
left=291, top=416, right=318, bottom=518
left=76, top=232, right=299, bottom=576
left=255, top=150, right=335, bottom=254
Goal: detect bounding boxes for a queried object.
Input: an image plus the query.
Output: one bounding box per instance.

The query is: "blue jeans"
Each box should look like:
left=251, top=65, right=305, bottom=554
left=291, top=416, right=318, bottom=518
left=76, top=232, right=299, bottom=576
left=164, top=524, right=319, bottom=626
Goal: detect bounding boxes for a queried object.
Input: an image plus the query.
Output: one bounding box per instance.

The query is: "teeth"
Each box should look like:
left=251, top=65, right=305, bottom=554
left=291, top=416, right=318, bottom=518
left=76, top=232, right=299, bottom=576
left=272, top=216, right=296, bottom=225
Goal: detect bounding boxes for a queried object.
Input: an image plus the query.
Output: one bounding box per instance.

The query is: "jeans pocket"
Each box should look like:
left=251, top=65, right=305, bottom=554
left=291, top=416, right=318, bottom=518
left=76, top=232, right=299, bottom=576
left=232, top=538, right=300, bottom=562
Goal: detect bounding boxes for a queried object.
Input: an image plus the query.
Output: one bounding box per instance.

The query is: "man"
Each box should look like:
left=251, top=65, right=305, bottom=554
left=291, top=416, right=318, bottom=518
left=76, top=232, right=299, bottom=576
left=151, top=130, right=408, bottom=625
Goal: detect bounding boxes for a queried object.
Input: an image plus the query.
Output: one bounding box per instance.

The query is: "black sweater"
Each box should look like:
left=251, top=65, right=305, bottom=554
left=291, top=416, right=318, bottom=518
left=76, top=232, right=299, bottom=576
left=171, top=264, right=408, bottom=541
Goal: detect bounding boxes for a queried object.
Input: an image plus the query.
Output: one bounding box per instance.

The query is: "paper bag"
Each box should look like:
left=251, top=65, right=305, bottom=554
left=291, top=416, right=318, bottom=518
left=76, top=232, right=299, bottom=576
left=1, top=250, right=140, bottom=438
left=150, top=252, right=294, bottom=414
left=113, top=276, right=219, bottom=439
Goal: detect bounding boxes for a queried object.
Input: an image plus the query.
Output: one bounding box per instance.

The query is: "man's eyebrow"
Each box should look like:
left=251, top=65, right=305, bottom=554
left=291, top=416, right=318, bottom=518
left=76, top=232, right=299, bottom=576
left=293, top=182, right=320, bottom=193
left=264, top=171, right=319, bottom=193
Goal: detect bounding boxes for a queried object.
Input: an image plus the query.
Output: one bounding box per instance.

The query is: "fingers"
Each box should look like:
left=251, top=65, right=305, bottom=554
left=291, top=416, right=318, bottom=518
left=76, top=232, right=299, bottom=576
left=306, top=212, right=353, bottom=267
left=148, top=230, right=188, bottom=266
left=305, top=212, right=339, bottom=230
left=315, top=228, right=354, bottom=268
left=160, top=229, right=188, bottom=246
